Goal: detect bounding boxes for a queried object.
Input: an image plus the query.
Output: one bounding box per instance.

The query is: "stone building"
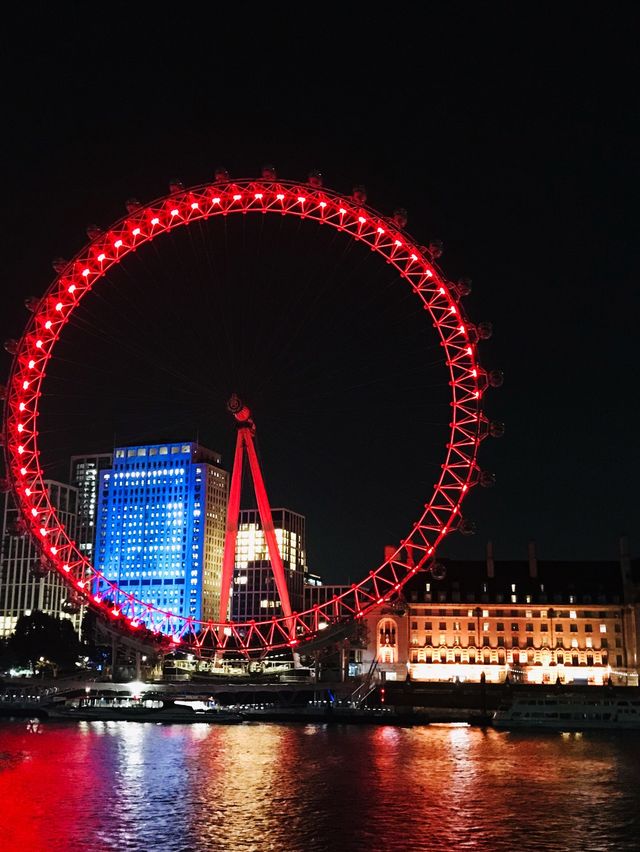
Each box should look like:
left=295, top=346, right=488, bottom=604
left=361, top=541, right=639, bottom=686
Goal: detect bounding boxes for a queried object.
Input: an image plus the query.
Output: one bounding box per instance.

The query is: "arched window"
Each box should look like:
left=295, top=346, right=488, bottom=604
left=377, top=618, right=397, bottom=664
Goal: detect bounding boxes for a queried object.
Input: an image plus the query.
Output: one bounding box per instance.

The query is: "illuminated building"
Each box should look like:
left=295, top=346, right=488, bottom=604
left=304, top=579, right=351, bottom=615
left=69, top=453, right=113, bottom=561
left=231, top=508, right=307, bottom=620
left=0, top=480, right=81, bottom=637
left=363, top=540, right=639, bottom=686
left=94, top=442, right=228, bottom=624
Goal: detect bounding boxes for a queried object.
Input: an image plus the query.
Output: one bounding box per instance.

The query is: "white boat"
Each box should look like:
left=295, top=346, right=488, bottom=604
left=44, top=698, right=243, bottom=724
left=493, top=692, right=640, bottom=730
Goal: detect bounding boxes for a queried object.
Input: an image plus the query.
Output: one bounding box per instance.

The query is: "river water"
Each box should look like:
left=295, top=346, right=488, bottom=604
left=0, top=720, right=639, bottom=851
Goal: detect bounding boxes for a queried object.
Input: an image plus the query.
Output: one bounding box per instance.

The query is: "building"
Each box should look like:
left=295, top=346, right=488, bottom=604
left=304, top=579, right=351, bottom=618
left=0, top=480, right=81, bottom=638
left=94, top=442, right=228, bottom=625
left=231, top=508, right=308, bottom=620
left=69, top=453, right=113, bottom=562
left=362, top=541, right=639, bottom=686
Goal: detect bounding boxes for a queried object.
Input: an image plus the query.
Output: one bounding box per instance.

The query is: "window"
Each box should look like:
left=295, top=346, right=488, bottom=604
left=411, top=622, right=418, bottom=630
left=525, top=610, right=532, bottom=618
left=511, top=636, right=519, bottom=648
left=425, top=622, right=432, bottom=630
left=468, top=623, right=475, bottom=631
left=540, top=624, right=548, bottom=632
left=497, top=622, right=504, bottom=631
left=453, top=621, right=461, bottom=631
left=439, top=622, right=446, bottom=630
left=585, top=624, right=593, bottom=633
left=483, top=622, right=490, bottom=632
left=555, top=624, right=563, bottom=632
left=570, top=610, right=577, bottom=619
left=526, top=623, right=533, bottom=632
left=482, top=609, right=489, bottom=618
left=570, top=624, right=578, bottom=633
left=600, top=624, right=607, bottom=633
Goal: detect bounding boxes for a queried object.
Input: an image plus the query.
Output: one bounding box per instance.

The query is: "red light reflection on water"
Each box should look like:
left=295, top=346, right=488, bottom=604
left=0, top=721, right=101, bottom=850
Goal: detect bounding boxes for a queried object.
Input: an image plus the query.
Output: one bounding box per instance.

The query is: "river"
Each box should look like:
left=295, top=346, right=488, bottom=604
left=0, top=720, right=639, bottom=851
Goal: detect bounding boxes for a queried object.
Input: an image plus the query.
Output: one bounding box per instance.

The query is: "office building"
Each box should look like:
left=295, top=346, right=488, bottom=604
left=232, top=508, right=308, bottom=620
left=69, top=453, right=113, bottom=561
left=94, top=441, right=228, bottom=625
left=0, top=480, right=81, bottom=637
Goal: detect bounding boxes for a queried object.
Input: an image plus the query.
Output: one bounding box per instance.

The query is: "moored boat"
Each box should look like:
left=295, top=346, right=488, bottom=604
left=44, top=698, right=243, bottom=724
left=493, top=693, right=640, bottom=730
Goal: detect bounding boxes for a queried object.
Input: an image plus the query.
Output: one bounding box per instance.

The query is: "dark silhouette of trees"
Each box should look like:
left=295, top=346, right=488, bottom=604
left=7, top=611, right=80, bottom=674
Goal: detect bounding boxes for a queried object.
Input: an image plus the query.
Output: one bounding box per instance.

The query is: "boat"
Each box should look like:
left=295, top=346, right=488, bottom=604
left=237, top=701, right=413, bottom=725
left=43, top=697, right=244, bottom=724
left=493, top=692, right=640, bottom=730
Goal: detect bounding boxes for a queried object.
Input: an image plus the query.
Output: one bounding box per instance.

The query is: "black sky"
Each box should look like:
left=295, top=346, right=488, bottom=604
left=1, top=6, right=639, bottom=580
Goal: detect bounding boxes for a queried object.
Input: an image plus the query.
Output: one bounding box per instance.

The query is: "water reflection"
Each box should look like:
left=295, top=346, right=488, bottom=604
left=0, top=721, right=639, bottom=851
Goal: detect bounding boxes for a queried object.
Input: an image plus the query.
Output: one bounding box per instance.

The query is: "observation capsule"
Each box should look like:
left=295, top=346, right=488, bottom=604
left=430, top=561, right=447, bottom=581
left=352, top=184, right=367, bottom=204
left=4, top=339, right=18, bottom=355
left=168, top=179, right=184, bottom=194
left=458, top=518, right=477, bottom=536
left=488, top=369, right=504, bottom=388
left=479, top=470, right=496, bottom=488
left=125, top=198, right=141, bottom=213
left=308, top=170, right=323, bottom=187
left=428, top=238, right=444, bottom=258
left=25, top=297, right=41, bottom=313
left=86, top=224, right=103, bottom=240
left=214, top=167, right=230, bottom=182
left=261, top=165, right=277, bottom=180
left=393, top=208, right=408, bottom=229
left=489, top=421, right=505, bottom=438
left=477, top=321, right=493, bottom=340
left=457, top=276, right=472, bottom=297
left=52, top=258, right=68, bottom=273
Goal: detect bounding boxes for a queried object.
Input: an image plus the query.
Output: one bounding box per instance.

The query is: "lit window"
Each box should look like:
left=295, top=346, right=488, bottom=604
left=570, top=610, right=577, bottom=619
left=600, top=624, right=607, bottom=633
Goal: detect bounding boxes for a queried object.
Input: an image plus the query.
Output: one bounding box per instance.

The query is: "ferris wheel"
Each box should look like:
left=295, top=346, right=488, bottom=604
left=1, top=168, right=502, bottom=656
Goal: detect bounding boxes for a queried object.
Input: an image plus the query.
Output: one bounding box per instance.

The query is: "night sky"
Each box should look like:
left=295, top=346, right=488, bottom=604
left=1, top=7, right=638, bottom=582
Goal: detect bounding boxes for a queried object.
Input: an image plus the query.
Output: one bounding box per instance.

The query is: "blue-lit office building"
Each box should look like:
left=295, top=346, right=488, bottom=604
left=94, top=442, right=228, bottom=624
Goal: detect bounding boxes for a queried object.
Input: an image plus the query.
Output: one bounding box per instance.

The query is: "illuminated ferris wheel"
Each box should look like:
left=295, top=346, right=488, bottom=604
left=1, top=168, right=502, bottom=656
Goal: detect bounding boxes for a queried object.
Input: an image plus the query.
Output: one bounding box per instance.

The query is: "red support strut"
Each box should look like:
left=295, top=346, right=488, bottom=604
left=218, top=396, right=294, bottom=637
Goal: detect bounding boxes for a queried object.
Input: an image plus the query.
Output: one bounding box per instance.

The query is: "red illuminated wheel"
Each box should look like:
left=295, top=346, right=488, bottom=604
left=2, top=174, right=494, bottom=655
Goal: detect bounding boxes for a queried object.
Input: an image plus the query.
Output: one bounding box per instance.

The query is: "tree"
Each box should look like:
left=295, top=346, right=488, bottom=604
left=7, top=611, right=80, bottom=674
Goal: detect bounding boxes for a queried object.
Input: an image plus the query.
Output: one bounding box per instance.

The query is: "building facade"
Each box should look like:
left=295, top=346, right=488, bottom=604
left=231, top=508, right=308, bottom=620
left=94, top=442, right=228, bottom=625
left=69, top=453, right=113, bottom=562
left=362, top=542, right=639, bottom=686
left=0, top=480, right=81, bottom=637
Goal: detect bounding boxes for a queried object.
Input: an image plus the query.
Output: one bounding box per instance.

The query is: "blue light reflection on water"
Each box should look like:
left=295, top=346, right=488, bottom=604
left=1, top=721, right=640, bottom=851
